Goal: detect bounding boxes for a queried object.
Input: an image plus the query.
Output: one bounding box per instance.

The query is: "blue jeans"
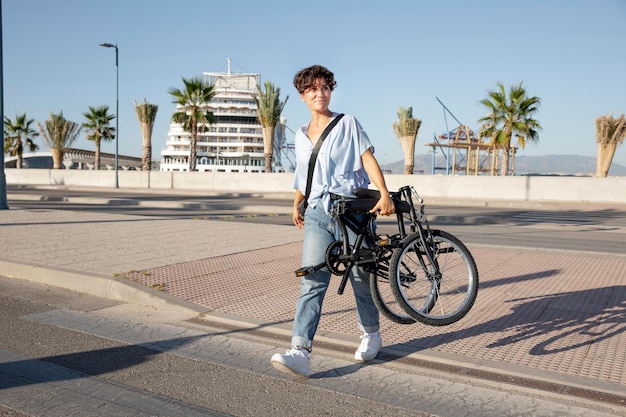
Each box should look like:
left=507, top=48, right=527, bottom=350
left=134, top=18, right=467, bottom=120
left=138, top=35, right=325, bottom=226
left=291, top=202, right=380, bottom=350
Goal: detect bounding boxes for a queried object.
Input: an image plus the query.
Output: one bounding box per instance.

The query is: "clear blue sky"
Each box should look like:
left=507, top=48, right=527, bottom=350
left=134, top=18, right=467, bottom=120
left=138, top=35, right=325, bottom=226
left=3, top=0, right=626, bottom=167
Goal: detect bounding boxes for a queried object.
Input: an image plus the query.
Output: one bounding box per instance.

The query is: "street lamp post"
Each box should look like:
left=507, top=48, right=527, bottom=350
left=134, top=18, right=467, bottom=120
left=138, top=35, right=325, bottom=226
left=99, top=42, right=119, bottom=188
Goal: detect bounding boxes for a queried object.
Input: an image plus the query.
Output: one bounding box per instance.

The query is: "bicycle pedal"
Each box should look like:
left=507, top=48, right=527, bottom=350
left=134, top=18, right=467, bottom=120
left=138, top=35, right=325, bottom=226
left=295, top=267, right=313, bottom=277
left=377, top=237, right=396, bottom=247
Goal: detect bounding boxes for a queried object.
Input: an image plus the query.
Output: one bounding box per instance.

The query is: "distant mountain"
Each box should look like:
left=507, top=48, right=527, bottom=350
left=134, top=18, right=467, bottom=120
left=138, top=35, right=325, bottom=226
left=380, top=154, right=626, bottom=177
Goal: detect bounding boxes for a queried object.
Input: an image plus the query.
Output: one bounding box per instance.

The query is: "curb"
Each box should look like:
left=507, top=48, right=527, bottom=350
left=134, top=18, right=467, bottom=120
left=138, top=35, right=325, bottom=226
left=187, top=307, right=626, bottom=413
left=0, top=259, right=206, bottom=317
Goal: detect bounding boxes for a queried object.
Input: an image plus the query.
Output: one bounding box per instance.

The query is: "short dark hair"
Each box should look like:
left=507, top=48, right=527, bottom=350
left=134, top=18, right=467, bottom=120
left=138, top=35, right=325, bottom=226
left=293, top=65, right=337, bottom=94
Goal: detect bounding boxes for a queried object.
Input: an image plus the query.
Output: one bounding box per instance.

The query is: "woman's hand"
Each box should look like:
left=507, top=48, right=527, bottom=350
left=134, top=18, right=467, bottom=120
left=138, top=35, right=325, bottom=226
left=370, top=192, right=395, bottom=216
left=293, top=190, right=305, bottom=229
left=293, top=205, right=305, bottom=229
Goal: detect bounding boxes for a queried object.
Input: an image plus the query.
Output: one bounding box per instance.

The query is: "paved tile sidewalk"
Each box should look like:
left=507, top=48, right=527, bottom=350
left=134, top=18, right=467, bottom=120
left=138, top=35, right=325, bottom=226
left=123, top=242, right=626, bottom=387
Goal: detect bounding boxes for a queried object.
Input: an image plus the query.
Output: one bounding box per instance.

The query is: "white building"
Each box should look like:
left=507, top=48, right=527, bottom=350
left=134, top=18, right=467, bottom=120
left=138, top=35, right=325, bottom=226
left=160, top=60, right=289, bottom=173
left=4, top=149, right=143, bottom=170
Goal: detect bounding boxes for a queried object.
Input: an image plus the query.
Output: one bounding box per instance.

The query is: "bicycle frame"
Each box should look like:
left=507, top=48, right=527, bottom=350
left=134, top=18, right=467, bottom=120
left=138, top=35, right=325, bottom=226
left=294, top=185, right=479, bottom=326
left=295, top=186, right=439, bottom=290
left=330, top=201, right=378, bottom=295
left=330, top=186, right=440, bottom=296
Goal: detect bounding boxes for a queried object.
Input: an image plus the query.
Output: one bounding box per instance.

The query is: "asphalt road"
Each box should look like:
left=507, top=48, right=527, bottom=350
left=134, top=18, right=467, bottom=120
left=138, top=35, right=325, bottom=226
left=6, top=186, right=626, bottom=256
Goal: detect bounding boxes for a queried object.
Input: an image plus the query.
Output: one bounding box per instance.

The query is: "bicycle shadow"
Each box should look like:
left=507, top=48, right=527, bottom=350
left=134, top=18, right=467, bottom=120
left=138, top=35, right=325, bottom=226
left=381, top=284, right=626, bottom=363
left=314, top=284, right=626, bottom=379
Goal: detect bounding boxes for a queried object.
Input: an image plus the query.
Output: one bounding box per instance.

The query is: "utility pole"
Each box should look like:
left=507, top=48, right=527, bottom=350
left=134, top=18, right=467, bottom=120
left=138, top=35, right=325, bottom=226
left=99, top=42, right=119, bottom=188
left=0, top=1, right=9, bottom=210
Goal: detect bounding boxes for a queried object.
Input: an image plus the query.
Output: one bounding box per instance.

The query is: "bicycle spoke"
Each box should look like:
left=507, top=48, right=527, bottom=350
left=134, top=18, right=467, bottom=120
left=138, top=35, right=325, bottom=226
left=390, top=230, right=479, bottom=326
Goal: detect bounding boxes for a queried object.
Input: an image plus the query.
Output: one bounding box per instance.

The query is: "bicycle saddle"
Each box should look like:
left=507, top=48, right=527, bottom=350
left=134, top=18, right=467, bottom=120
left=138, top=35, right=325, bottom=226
left=353, top=188, right=380, bottom=199
left=354, top=188, right=412, bottom=213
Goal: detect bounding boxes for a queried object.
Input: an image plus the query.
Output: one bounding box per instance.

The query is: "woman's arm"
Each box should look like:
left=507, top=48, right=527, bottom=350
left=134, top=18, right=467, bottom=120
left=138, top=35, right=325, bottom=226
left=361, top=149, right=395, bottom=216
left=293, top=189, right=305, bottom=229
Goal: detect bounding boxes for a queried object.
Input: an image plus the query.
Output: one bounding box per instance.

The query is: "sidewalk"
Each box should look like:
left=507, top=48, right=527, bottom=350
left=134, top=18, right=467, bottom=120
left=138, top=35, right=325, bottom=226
left=1, top=206, right=625, bottom=410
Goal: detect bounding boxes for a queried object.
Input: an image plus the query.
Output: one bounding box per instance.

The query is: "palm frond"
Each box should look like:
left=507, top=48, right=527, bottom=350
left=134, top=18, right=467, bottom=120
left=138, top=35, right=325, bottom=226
left=82, top=105, right=115, bottom=144
left=167, top=76, right=217, bottom=171
left=37, top=112, right=81, bottom=150
left=134, top=99, right=159, bottom=124
left=255, top=81, right=288, bottom=128
left=392, top=106, right=422, bottom=138
left=4, top=113, right=39, bottom=156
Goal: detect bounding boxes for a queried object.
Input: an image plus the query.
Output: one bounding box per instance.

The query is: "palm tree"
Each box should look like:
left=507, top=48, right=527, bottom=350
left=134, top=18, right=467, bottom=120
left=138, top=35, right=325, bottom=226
left=255, top=81, right=288, bottom=173
left=134, top=99, right=159, bottom=171
left=168, top=77, right=216, bottom=171
left=4, top=113, right=39, bottom=169
left=392, top=106, right=422, bottom=174
left=595, top=114, right=626, bottom=177
left=478, top=82, right=542, bottom=176
left=37, top=112, right=81, bottom=169
left=82, top=105, right=115, bottom=170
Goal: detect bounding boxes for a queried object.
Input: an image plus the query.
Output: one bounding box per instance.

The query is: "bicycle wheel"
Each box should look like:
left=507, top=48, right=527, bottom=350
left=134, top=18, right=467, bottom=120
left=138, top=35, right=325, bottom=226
left=369, top=259, right=416, bottom=325
left=389, top=230, right=478, bottom=326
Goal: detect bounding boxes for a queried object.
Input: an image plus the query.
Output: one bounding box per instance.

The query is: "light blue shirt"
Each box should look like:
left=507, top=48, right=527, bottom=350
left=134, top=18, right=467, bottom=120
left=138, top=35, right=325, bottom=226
left=292, top=113, right=374, bottom=213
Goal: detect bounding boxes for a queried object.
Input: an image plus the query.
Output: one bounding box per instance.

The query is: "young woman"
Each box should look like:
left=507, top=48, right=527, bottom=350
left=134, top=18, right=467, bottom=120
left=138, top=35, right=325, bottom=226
left=271, top=65, right=395, bottom=377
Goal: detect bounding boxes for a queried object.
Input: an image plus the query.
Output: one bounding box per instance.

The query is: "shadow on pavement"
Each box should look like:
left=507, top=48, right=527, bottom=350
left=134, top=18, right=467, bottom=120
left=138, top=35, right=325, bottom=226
left=383, top=285, right=626, bottom=360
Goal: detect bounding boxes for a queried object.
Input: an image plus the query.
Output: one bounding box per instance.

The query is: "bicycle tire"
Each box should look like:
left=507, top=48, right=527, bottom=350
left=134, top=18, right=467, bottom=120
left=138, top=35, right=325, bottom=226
left=389, top=230, right=478, bottom=326
left=369, top=261, right=416, bottom=325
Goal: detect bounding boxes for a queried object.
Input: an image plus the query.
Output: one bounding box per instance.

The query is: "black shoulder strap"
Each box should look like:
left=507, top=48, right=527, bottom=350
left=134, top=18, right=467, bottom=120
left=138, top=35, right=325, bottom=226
left=303, top=113, right=345, bottom=205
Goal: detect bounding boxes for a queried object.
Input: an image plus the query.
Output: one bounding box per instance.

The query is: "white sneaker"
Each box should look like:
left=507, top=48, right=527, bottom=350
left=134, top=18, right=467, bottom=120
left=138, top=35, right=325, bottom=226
left=354, top=333, right=382, bottom=361
left=271, top=347, right=310, bottom=377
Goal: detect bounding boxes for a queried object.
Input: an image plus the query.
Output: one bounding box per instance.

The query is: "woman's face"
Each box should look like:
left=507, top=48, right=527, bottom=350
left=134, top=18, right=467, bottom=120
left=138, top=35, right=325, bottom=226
left=300, top=79, right=332, bottom=113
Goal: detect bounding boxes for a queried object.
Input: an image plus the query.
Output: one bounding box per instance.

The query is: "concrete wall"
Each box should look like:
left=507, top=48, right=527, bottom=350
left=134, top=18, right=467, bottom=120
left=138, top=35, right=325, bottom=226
left=5, top=168, right=626, bottom=204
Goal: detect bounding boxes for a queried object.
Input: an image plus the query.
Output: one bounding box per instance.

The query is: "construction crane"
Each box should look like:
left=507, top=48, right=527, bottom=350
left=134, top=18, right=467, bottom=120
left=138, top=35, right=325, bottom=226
left=425, top=98, right=509, bottom=176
